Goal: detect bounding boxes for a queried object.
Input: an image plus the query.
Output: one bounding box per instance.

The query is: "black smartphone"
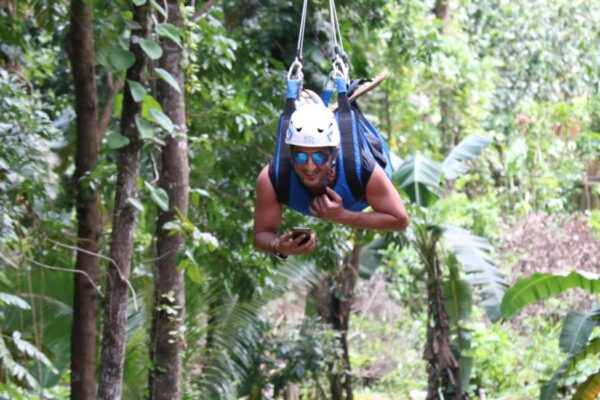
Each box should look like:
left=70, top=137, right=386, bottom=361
left=291, top=227, right=311, bottom=245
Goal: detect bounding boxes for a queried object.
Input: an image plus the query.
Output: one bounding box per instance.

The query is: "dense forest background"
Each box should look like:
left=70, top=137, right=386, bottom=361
left=0, top=0, right=599, bottom=399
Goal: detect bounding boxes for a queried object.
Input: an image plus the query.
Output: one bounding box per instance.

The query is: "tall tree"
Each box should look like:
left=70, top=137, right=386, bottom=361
left=98, top=3, right=150, bottom=399
left=67, top=1, right=101, bottom=398
left=312, top=245, right=361, bottom=400
left=434, top=0, right=458, bottom=154
left=149, top=0, right=189, bottom=398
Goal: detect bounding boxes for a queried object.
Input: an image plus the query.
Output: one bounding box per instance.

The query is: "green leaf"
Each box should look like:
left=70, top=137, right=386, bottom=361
left=12, top=332, right=56, bottom=372
left=133, top=0, right=146, bottom=5
left=150, top=0, right=167, bottom=18
left=145, top=181, right=169, bottom=211
left=135, top=115, right=154, bottom=139
left=142, top=94, right=163, bottom=120
left=0, top=293, right=30, bottom=310
left=443, top=278, right=473, bottom=324
left=187, top=264, right=203, bottom=284
left=127, top=197, right=144, bottom=212
left=359, top=238, right=387, bottom=279
left=106, top=131, right=130, bottom=149
left=459, top=356, right=473, bottom=393
left=442, top=135, right=492, bottom=180
left=139, top=38, right=163, bottom=60
left=127, top=80, right=147, bottom=102
left=154, top=68, right=181, bottom=93
left=150, top=109, right=174, bottom=132
left=501, top=271, right=600, bottom=319
left=443, top=225, right=507, bottom=322
left=394, top=155, right=441, bottom=207
left=110, top=47, right=135, bottom=71
left=155, top=23, right=182, bottom=46
left=559, top=310, right=597, bottom=355
left=541, top=338, right=600, bottom=400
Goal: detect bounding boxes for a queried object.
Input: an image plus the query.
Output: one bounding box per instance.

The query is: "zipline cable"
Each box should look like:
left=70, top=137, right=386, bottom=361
left=288, top=0, right=309, bottom=80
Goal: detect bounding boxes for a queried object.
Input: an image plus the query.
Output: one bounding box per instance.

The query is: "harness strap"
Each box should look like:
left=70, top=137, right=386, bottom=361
left=270, top=79, right=299, bottom=205
left=336, top=77, right=364, bottom=200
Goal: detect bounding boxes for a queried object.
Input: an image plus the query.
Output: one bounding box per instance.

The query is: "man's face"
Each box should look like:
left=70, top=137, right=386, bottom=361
left=290, top=146, right=336, bottom=190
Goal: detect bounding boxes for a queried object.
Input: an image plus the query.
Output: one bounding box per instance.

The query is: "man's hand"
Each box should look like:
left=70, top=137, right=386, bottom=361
left=309, top=187, right=345, bottom=221
left=274, top=231, right=316, bottom=256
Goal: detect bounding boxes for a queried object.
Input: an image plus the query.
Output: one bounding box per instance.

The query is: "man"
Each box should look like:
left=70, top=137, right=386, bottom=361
left=254, top=103, right=408, bottom=258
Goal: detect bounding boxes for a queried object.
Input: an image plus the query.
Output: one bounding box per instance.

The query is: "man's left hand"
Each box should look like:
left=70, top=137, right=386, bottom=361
left=309, top=187, right=345, bottom=221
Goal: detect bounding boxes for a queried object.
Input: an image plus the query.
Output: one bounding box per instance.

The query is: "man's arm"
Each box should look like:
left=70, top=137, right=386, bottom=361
left=254, top=165, right=316, bottom=256
left=309, top=165, right=408, bottom=230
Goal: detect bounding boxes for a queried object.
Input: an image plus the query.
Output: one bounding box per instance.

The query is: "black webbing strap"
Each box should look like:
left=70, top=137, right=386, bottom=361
left=337, top=78, right=364, bottom=200
left=269, top=97, right=296, bottom=206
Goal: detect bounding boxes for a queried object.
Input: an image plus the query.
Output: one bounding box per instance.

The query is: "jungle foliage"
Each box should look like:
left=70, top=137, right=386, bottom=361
left=0, top=0, right=599, bottom=399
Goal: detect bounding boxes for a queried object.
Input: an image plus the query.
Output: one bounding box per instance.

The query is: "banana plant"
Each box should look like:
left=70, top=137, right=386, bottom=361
left=362, top=135, right=508, bottom=398
left=501, top=270, right=600, bottom=400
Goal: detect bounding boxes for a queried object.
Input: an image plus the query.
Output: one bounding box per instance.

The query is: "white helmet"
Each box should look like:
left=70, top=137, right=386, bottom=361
left=285, top=103, right=340, bottom=147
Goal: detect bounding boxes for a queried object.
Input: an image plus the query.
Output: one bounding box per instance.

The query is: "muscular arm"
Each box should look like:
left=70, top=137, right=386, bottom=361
left=253, top=166, right=283, bottom=253
left=309, top=165, right=409, bottom=231
left=253, top=165, right=316, bottom=256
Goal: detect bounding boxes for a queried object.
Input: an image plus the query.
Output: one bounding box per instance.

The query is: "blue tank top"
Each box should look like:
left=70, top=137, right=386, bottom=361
left=270, top=153, right=374, bottom=217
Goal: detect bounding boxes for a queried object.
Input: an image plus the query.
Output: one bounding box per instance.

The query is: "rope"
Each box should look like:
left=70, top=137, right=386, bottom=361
left=296, top=0, right=308, bottom=61
left=288, top=0, right=309, bottom=80
left=328, top=0, right=349, bottom=79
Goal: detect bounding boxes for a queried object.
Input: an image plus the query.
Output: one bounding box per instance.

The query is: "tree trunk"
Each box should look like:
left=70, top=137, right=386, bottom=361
left=423, top=254, right=461, bottom=400
left=434, top=0, right=458, bottom=155
left=149, top=1, right=189, bottom=399
left=311, top=245, right=361, bottom=400
left=98, top=4, right=149, bottom=399
left=67, top=1, right=101, bottom=399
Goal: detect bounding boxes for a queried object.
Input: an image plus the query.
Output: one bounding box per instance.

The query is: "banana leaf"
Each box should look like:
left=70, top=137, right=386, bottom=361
left=394, top=154, right=442, bottom=208
left=442, top=225, right=507, bottom=322
left=442, top=135, right=492, bottom=180
left=559, top=309, right=599, bottom=355
left=359, top=237, right=388, bottom=279
left=501, top=271, right=600, bottom=319
left=540, top=331, right=600, bottom=399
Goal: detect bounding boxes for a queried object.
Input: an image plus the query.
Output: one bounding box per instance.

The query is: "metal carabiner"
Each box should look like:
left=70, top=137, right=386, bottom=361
left=331, top=54, right=349, bottom=81
left=287, top=58, right=304, bottom=81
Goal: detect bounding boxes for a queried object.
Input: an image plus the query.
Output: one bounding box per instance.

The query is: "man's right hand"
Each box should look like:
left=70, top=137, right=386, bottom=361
left=273, top=231, right=316, bottom=256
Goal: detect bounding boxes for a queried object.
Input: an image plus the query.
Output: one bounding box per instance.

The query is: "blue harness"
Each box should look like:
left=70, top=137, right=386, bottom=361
left=269, top=77, right=392, bottom=217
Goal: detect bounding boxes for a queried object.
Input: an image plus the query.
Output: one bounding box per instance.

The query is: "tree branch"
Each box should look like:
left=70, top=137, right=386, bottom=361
left=192, top=0, right=218, bottom=22
left=98, top=77, right=124, bottom=141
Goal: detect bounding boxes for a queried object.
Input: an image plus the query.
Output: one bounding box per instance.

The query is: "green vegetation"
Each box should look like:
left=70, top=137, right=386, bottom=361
left=0, top=0, right=599, bottom=399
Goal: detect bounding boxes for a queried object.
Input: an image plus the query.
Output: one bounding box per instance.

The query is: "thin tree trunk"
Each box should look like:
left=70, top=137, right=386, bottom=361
left=434, top=0, right=457, bottom=155
left=311, top=245, right=361, bottom=400
left=149, top=1, right=189, bottom=399
left=423, top=254, right=461, bottom=400
left=98, top=4, right=149, bottom=399
left=68, top=1, right=101, bottom=398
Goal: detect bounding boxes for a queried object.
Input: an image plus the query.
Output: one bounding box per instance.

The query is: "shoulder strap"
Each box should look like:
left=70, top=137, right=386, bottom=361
left=269, top=79, right=299, bottom=206
left=336, top=77, right=364, bottom=200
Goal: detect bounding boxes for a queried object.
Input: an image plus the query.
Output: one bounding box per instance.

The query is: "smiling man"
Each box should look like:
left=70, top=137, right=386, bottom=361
left=254, top=103, right=408, bottom=258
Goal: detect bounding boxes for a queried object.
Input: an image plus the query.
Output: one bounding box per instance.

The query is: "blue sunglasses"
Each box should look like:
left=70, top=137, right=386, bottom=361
left=291, top=151, right=331, bottom=166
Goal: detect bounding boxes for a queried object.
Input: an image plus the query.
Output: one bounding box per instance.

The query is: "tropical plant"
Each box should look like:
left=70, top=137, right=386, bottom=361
left=362, top=135, right=508, bottom=398
left=185, top=259, right=323, bottom=399
left=501, top=270, right=600, bottom=399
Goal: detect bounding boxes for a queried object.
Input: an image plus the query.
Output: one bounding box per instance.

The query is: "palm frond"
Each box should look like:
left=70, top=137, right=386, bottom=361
left=501, top=271, right=600, bottom=319
left=442, top=225, right=508, bottom=322
left=0, top=292, right=30, bottom=310
left=193, top=259, right=320, bottom=399
left=441, top=135, right=492, bottom=180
